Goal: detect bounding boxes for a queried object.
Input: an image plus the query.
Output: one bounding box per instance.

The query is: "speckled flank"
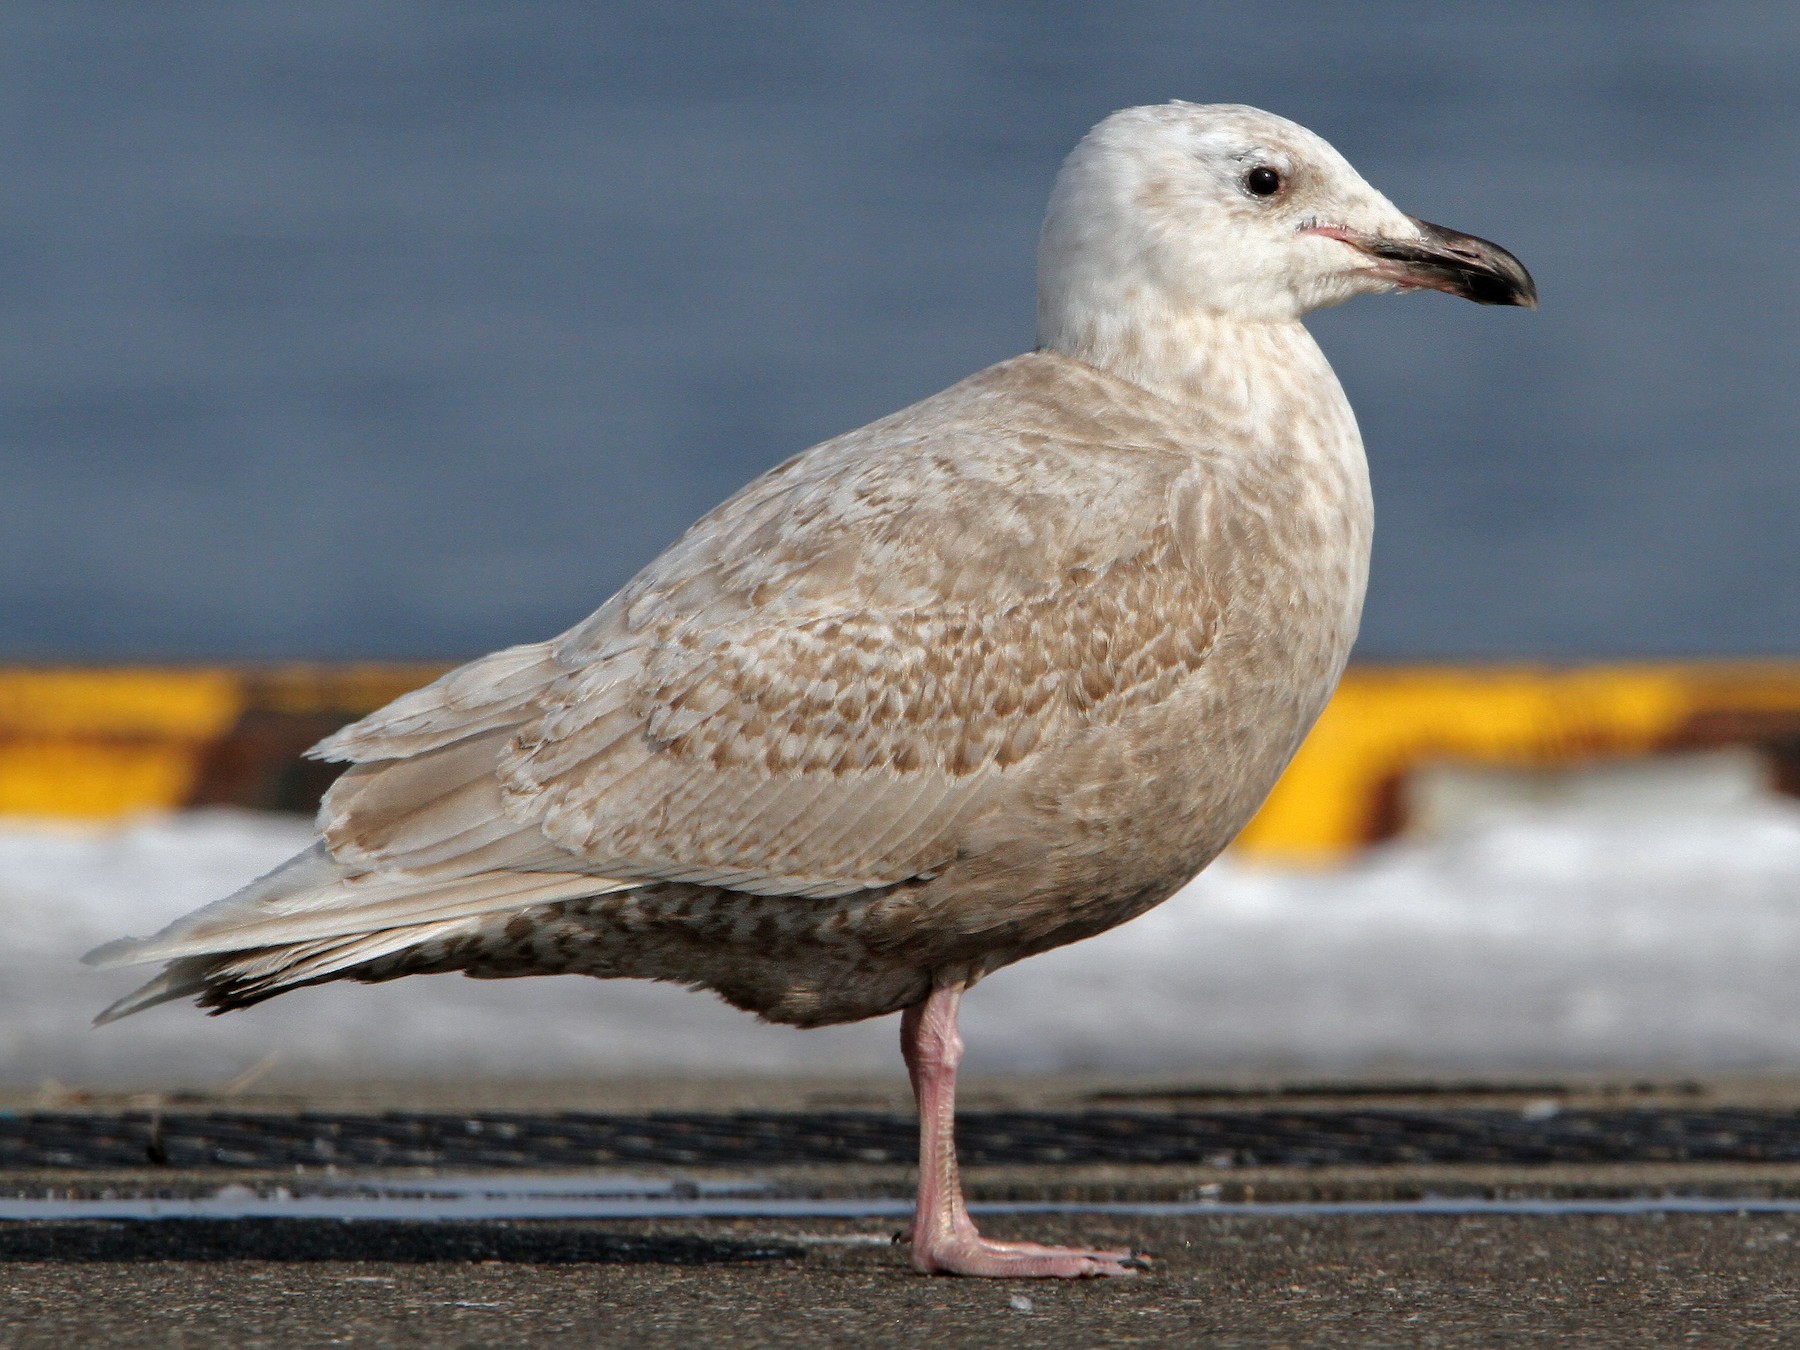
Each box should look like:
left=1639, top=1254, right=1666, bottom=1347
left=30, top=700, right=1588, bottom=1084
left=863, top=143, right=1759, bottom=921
left=91, top=102, right=1409, bottom=1034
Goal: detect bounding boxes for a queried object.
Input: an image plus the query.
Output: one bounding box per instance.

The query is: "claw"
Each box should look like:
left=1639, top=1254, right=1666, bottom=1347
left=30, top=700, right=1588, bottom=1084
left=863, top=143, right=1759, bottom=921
left=910, top=1232, right=1144, bottom=1278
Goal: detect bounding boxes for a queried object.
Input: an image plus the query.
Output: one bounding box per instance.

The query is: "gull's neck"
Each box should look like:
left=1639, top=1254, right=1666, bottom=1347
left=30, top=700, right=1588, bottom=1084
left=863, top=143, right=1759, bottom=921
left=1042, top=307, right=1346, bottom=436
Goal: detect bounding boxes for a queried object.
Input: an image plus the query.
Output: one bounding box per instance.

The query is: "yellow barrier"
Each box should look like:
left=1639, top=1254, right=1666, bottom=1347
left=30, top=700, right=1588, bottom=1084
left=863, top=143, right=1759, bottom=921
left=2, top=662, right=1798, bottom=861
left=1238, top=663, right=1800, bottom=861
left=0, top=665, right=444, bottom=820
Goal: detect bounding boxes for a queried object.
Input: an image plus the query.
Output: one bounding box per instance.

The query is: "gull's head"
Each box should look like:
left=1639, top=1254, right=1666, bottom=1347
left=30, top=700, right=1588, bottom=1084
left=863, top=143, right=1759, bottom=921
left=1039, top=102, right=1535, bottom=345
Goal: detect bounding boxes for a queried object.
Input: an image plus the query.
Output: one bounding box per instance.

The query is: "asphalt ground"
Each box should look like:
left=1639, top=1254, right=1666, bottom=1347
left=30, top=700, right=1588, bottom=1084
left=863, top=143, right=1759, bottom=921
left=7, top=1211, right=1800, bottom=1347
left=6, top=1077, right=1800, bottom=1346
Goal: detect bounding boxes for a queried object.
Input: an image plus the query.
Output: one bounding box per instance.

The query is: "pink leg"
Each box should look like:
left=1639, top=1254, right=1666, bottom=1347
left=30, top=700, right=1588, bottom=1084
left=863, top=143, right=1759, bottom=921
left=899, top=982, right=1145, bottom=1278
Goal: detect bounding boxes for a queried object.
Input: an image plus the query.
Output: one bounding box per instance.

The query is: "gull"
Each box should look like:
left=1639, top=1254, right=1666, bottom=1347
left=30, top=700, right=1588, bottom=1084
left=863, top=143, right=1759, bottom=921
left=88, top=102, right=1534, bottom=1278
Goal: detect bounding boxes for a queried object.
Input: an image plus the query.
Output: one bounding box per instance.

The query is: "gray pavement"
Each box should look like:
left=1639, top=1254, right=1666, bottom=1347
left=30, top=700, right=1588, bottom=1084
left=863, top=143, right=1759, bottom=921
left=6, top=1211, right=1800, bottom=1347
left=7, top=1076, right=1800, bottom=1346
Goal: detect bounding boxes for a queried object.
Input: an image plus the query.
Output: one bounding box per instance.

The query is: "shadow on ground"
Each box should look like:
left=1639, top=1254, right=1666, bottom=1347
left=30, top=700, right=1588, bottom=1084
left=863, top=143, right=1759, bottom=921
left=0, top=1219, right=803, bottom=1264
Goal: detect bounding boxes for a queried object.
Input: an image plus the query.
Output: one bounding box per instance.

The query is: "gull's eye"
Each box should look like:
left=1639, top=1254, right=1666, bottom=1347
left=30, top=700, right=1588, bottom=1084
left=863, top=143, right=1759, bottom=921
left=1244, top=166, right=1282, bottom=198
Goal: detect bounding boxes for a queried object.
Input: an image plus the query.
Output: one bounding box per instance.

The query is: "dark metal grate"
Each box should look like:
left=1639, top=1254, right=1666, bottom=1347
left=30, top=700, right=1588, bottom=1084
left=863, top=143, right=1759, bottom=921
left=5, top=1108, right=1800, bottom=1171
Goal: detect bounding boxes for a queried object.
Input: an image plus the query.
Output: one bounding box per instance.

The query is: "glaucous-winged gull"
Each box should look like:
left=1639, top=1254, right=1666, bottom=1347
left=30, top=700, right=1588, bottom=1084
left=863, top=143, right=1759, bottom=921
left=88, top=102, right=1534, bottom=1277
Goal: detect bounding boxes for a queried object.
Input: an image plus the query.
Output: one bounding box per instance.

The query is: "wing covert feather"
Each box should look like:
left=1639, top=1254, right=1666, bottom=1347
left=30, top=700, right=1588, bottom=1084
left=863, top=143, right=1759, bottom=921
left=495, top=356, right=1229, bottom=897
left=316, top=353, right=1234, bottom=899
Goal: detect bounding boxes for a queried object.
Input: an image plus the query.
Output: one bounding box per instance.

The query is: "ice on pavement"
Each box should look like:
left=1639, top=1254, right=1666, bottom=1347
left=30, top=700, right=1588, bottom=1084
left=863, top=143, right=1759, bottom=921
left=7, top=793, right=1800, bottom=1087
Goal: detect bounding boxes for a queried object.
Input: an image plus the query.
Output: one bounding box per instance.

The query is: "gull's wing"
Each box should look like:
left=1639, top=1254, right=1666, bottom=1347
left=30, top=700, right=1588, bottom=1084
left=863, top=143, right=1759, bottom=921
left=317, top=352, right=1229, bottom=900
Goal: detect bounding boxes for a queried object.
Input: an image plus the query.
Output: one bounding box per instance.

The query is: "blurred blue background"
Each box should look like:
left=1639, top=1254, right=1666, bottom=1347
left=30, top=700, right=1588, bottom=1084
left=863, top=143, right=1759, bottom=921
left=2, top=2, right=1796, bottom=661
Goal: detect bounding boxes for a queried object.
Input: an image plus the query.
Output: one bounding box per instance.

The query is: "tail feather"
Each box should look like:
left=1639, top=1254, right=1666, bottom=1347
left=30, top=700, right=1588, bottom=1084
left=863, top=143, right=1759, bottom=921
left=85, top=640, right=643, bottom=1026
left=93, top=915, right=493, bottom=1024
left=86, top=839, right=636, bottom=1024
left=91, top=954, right=223, bottom=1024
left=83, top=843, right=628, bottom=970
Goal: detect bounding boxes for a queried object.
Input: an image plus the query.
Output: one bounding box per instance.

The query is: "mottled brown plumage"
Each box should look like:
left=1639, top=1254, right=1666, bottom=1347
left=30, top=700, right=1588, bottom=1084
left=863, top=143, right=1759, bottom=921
left=88, top=102, right=1533, bottom=1278
left=95, top=343, right=1367, bottom=1026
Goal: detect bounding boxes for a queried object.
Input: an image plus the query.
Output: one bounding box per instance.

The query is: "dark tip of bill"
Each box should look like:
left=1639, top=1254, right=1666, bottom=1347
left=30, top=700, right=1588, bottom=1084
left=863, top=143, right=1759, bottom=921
left=1471, top=265, right=1538, bottom=308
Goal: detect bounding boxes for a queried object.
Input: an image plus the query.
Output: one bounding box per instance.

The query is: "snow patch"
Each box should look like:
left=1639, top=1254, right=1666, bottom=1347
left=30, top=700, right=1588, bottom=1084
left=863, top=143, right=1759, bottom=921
left=6, top=801, right=1800, bottom=1087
